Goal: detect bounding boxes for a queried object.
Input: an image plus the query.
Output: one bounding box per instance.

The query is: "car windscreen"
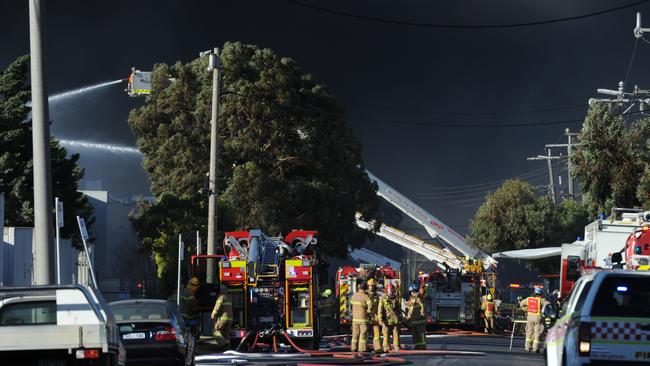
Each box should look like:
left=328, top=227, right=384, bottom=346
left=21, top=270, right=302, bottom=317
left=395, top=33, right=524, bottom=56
left=110, top=302, right=170, bottom=321
left=0, top=301, right=57, bottom=325
left=590, top=276, right=650, bottom=318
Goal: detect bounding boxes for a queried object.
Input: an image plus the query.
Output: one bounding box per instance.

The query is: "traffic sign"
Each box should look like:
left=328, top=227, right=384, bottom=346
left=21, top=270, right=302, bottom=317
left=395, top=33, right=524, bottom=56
left=56, top=200, right=64, bottom=228
left=76, top=216, right=89, bottom=241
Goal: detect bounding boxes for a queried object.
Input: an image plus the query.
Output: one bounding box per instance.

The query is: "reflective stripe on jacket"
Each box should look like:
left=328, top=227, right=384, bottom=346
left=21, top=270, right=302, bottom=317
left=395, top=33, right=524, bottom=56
left=351, top=290, right=372, bottom=323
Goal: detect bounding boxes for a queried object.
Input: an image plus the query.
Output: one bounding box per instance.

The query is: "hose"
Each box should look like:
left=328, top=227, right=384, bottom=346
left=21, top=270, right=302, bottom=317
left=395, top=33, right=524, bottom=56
left=273, top=334, right=279, bottom=353
left=235, top=330, right=254, bottom=352
left=250, top=331, right=260, bottom=351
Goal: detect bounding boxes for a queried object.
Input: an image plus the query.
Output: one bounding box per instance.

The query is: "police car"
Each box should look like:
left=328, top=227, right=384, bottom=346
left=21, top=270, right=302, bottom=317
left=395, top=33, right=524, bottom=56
left=544, top=270, right=650, bottom=365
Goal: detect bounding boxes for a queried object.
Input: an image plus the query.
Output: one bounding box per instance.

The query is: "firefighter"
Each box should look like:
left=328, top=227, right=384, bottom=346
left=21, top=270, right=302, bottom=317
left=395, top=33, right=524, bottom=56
left=211, top=285, right=233, bottom=350
left=406, top=284, right=427, bottom=350
left=378, top=283, right=401, bottom=352
left=350, top=282, right=373, bottom=352
left=318, top=288, right=336, bottom=335
left=519, top=287, right=548, bottom=353
left=481, top=293, right=497, bottom=334
left=366, top=278, right=382, bottom=353
left=180, top=277, right=200, bottom=323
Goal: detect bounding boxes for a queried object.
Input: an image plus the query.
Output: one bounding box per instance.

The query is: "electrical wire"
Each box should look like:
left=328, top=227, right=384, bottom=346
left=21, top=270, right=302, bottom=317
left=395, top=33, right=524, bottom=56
left=286, top=0, right=650, bottom=29
left=349, top=107, right=646, bottom=129
left=349, top=103, right=588, bottom=117
left=417, top=166, right=550, bottom=192
left=415, top=169, right=552, bottom=196
left=624, top=37, right=640, bottom=88
left=347, top=115, right=584, bottom=128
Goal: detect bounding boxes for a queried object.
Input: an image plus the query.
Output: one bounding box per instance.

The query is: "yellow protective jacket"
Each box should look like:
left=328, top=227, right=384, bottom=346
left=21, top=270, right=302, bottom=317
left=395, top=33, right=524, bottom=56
left=481, top=301, right=497, bottom=317
left=378, top=295, right=401, bottom=326
left=368, top=291, right=380, bottom=324
left=350, top=290, right=373, bottom=324
left=406, top=295, right=426, bottom=326
left=211, top=294, right=233, bottom=323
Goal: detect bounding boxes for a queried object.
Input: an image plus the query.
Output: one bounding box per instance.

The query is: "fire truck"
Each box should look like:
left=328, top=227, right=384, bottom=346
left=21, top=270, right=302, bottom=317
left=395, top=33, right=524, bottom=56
left=354, top=171, right=498, bottom=329
left=218, top=229, right=321, bottom=349
left=416, top=258, right=489, bottom=329
left=336, top=263, right=400, bottom=330
left=496, top=208, right=650, bottom=299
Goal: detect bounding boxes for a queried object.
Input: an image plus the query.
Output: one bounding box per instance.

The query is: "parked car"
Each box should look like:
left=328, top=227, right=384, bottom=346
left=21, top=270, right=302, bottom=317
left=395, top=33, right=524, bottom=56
left=109, top=299, right=195, bottom=366
left=544, top=270, right=650, bottom=365
left=0, top=285, right=125, bottom=365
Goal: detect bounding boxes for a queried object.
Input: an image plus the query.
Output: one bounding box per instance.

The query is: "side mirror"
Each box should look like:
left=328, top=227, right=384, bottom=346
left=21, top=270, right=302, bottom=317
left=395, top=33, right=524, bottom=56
left=611, top=252, right=623, bottom=264
left=543, top=303, right=558, bottom=319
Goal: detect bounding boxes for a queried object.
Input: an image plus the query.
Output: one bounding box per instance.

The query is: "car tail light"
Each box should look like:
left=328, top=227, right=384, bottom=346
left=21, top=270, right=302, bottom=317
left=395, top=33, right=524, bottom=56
left=578, top=322, right=591, bottom=356
left=75, top=349, right=100, bottom=359
left=154, top=326, right=177, bottom=341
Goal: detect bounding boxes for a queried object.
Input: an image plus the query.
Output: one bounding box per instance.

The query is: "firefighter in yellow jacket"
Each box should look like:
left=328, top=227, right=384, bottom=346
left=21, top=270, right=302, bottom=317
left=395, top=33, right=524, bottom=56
left=366, top=278, right=382, bottom=353
left=406, top=283, right=427, bottom=350
left=211, top=285, right=233, bottom=350
left=519, top=287, right=548, bottom=353
left=350, top=282, right=373, bottom=352
left=378, top=283, right=401, bottom=352
left=481, top=293, right=498, bottom=334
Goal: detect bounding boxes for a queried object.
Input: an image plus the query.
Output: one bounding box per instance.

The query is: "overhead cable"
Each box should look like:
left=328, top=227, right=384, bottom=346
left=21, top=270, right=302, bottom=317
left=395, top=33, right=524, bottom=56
left=286, top=0, right=650, bottom=29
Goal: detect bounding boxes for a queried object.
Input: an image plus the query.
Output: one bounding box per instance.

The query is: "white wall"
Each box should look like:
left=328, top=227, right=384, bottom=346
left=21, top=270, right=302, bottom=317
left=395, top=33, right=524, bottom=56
left=1, top=227, right=81, bottom=286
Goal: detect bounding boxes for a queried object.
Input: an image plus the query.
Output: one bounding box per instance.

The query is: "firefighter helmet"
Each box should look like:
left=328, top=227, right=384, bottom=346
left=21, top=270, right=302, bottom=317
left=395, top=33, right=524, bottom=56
left=486, top=294, right=493, bottom=301
left=367, top=278, right=376, bottom=286
left=322, top=289, right=332, bottom=298
left=534, top=287, right=543, bottom=295
left=408, top=283, right=419, bottom=293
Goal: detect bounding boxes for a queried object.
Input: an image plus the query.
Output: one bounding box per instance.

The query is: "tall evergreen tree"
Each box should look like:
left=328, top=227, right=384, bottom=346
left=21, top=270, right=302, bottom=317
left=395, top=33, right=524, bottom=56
left=129, top=43, right=379, bottom=294
left=0, top=55, right=94, bottom=243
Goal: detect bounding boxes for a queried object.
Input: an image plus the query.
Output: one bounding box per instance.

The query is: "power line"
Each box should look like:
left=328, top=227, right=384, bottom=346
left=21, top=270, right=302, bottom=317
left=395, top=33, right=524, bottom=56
left=347, top=115, right=584, bottom=128
left=349, top=103, right=588, bottom=117
left=417, top=166, right=550, bottom=192
left=624, top=37, right=640, bottom=88
left=349, top=108, right=647, bottom=129
left=416, top=168, right=553, bottom=195
left=286, top=0, right=650, bottom=29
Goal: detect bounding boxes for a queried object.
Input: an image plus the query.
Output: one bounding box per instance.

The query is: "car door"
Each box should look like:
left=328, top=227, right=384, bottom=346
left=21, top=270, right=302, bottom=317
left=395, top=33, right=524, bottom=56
left=546, top=277, right=588, bottom=365
left=581, top=274, right=650, bottom=363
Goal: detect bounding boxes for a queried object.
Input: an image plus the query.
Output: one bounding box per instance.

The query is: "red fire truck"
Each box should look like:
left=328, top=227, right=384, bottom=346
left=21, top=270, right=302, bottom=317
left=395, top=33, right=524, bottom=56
left=336, top=263, right=400, bottom=330
left=417, top=258, right=488, bottom=329
left=218, top=229, right=321, bottom=349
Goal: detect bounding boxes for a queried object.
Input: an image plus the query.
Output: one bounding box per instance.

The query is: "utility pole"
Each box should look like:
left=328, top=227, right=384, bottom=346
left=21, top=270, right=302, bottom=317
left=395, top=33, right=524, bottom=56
left=29, top=0, right=54, bottom=285
left=545, top=128, right=581, bottom=199
left=202, top=48, right=221, bottom=284
left=527, top=149, right=561, bottom=205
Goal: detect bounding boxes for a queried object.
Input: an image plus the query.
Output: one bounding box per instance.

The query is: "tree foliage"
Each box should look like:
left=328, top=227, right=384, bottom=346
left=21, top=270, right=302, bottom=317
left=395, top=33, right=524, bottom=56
left=0, top=56, right=93, bottom=243
left=128, top=43, right=379, bottom=294
left=467, top=180, right=589, bottom=272
left=571, top=104, right=650, bottom=215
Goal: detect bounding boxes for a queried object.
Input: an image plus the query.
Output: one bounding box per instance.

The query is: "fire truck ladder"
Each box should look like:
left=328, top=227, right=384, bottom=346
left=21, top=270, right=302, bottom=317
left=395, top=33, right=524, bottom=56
left=355, top=213, right=463, bottom=269
left=365, top=170, right=497, bottom=269
left=258, top=235, right=282, bottom=278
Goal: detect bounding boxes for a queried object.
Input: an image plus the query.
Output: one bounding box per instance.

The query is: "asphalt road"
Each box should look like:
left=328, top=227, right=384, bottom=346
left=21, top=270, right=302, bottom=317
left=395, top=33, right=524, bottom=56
left=400, top=334, right=544, bottom=366
left=195, top=333, right=545, bottom=366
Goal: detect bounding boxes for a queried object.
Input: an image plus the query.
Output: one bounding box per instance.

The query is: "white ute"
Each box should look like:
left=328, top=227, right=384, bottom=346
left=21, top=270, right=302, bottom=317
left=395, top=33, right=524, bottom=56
left=545, top=270, right=650, bottom=365
left=0, top=285, right=125, bottom=365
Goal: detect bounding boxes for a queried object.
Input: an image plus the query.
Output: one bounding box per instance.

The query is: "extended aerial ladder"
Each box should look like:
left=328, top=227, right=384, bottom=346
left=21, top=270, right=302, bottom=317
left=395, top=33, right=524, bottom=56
left=358, top=170, right=497, bottom=270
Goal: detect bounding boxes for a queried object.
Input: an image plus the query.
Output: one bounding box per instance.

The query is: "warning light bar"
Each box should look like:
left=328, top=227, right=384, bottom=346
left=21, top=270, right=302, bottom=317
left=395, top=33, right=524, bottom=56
left=509, top=283, right=521, bottom=288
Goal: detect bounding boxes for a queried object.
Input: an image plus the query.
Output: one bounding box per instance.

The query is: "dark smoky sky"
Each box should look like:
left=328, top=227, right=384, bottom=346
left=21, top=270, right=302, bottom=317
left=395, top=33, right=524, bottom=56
left=2, top=0, right=650, bottom=234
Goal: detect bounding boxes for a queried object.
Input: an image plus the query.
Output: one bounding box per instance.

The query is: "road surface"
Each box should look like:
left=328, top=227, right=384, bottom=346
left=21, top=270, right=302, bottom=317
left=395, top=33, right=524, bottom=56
left=196, top=333, right=545, bottom=365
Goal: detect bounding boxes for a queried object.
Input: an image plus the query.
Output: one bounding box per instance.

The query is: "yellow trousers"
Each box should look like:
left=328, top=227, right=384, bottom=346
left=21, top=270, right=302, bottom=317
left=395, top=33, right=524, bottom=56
left=381, top=324, right=400, bottom=352
left=351, top=323, right=368, bottom=352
